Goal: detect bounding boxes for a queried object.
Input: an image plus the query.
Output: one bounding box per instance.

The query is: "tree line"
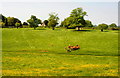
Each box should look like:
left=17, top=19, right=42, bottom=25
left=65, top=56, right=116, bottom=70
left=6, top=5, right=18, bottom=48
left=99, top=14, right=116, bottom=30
left=0, top=7, right=118, bottom=31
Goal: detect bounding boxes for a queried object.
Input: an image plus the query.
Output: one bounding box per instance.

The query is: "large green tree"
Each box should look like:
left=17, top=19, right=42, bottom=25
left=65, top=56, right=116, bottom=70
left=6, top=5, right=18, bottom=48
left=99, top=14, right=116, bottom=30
left=27, top=15, right=42, bottom=29
left=48, top=12, right=59, bottom=30
left=98, top=23, right=108, bottom=32
left=61, top=7, right=87, bottom=30
left=61, top=17, right=74, bottom=28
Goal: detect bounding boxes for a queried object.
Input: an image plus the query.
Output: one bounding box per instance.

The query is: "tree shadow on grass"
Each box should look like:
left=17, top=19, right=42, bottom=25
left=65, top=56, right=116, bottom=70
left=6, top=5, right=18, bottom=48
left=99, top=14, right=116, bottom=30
left=58, top=53, right=118, bottom=57
left=103, top=31, right=109, bottom=32
left=73, top=30, right=94, bottom=32
left=57, top=50, right=118, bottom=57
left=54, top=29, right=62, bottom=31
left=70, top=51, right=118, bottom=56
left=33, top=29, right=46, bottom=30
left=70, top=53, right=118, bottom=57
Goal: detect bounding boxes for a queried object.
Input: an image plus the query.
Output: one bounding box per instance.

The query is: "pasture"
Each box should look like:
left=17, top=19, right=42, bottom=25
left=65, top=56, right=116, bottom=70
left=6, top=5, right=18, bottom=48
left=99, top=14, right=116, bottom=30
left=2, top=28, right=118, bottom=76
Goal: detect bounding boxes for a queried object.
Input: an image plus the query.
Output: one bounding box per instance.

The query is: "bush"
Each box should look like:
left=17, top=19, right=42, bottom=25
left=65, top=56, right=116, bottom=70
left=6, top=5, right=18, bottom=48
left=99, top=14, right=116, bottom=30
left=15, top=22, right=21, bottom=29
left=0, top=22, right=5, bottom=28
left=108, top=27, right=119, bottom=30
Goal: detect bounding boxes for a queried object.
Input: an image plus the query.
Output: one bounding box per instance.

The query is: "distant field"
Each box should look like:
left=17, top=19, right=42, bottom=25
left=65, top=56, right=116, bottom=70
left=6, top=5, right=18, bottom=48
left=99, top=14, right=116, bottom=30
left=2, top=28, right=118, bottom=76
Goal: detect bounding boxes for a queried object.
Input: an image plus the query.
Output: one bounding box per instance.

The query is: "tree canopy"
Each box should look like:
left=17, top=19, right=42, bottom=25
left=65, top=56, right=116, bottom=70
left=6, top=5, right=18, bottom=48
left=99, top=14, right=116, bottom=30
left=109, top=23, right=117, bottom=28
left=98, top=23, right=108, bottom=32
left=85, top=20, right=93, bottom=27
left=48, top=12, right=59, bottom=30
left=61, top=7, right=87, bottom=30
left=70, top=8, right=87, bottom=17
left=43, top=20, right=49, bottom=27
left=48, top=19, right=58, bottom=30
left=23, top=22, right=28, bottom=25
left=0, top=14, right=7, bottom=24
left=48, top=12, right=59, bottom=22
left=27, top=15, right=42, bottom=29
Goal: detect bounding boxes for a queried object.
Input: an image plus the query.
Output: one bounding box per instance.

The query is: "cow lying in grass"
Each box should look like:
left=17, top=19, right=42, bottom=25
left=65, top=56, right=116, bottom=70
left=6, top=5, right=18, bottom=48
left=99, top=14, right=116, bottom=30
left=65, top=45, right=80, bottom=52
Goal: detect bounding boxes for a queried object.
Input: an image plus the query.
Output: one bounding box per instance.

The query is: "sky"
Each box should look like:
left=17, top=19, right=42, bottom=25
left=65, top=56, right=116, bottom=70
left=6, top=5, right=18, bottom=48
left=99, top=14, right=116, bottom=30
left=0, top=0, right=119, bottom=25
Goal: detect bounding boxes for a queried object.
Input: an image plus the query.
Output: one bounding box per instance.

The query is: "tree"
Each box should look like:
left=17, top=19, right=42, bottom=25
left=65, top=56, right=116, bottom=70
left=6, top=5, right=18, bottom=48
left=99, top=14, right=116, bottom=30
left=23, top=22, right=28, bottom=25
left=85, top=20, right=93, bottom=27
left=0, top=14, right=7, bottom=26
left=70, top=8, right=87, bottom=30
left=48, top=19, right=57, bottom=30
left=15, top=22, right=20, bottom=29
left=0, top=15, right=22, bottom=28
left=61, top=7, right=87, bottom=30
left=23, top=22, right=29, bottom=28
left=7, top=17, right=15, bottom=26
left=7, top=17, right=22, bottom=28
left=48, top=12, right=59, bottom=22
left=98, top=23, right=108, bottom=32
left=60, top=17, right=74, bottom=28
left=27, top=15, right=42, bottom=29
left=48, top=12, right=59, bottom=30
left=43, top=20, right=49, bottom=27
left=14, top=18, right=22, bottom=26
left=109, top=23, right=117, bottom=28
left=70, top=8, right=87, bottom=17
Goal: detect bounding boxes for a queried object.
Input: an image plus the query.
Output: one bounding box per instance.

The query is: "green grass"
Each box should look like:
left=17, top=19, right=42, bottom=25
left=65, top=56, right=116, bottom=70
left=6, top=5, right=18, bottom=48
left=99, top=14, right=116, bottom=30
left=2, top=28, right=118, bottom=76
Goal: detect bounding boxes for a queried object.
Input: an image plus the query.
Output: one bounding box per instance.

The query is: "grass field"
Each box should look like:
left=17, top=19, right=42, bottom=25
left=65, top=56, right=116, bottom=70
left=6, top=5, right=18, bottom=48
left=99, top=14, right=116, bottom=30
left=2, top=28, right=118, bottom=76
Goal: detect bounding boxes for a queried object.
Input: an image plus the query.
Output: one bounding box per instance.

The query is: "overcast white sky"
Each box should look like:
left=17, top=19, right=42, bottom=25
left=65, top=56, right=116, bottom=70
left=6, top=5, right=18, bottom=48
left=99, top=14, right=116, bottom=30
left=0, top=0, right=119, bottom=25
left=0, top=0, right=119, bottom=2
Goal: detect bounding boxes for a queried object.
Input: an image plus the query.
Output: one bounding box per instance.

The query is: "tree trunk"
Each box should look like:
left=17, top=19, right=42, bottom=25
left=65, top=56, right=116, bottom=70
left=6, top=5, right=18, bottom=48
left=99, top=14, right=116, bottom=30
left=52, top=27, right=55, bottom=30
left=34, top=27, right=36, bottom=30
left=17, top=26, right=18, bottom=29
left=78, top=27, right=80, bottom=31
left=101, top=29, right=103, bottom=32
left=77, top=27, right=80, bottom=31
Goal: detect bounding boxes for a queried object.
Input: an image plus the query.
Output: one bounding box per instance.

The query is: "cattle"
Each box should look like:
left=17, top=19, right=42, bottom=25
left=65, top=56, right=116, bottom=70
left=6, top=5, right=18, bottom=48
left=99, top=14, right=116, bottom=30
left=65, top=45, right=80, bottom=52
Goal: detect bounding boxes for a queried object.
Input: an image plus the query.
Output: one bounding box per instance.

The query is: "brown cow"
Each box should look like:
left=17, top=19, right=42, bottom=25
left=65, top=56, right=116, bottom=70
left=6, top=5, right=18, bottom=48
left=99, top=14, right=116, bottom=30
left=65, top=45, right=80, bottom=52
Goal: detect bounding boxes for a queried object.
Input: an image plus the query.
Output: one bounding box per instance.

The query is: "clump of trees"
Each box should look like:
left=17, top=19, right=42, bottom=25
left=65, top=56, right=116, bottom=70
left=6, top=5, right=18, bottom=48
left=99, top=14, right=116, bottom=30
left=60, top=7, right=93, bottom=30
left=96, top=23, right=118, bottom=32
left=27, top=15, right=42, bottom=29
left=0, top=14, right=22, bottom=28
left=0, top=7, right=118, bottom=31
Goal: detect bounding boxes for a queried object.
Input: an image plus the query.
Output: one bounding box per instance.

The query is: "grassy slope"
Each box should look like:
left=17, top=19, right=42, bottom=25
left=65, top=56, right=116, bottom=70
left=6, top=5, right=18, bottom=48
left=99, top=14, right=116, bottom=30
left=2, top=28, right=118, bottom=76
